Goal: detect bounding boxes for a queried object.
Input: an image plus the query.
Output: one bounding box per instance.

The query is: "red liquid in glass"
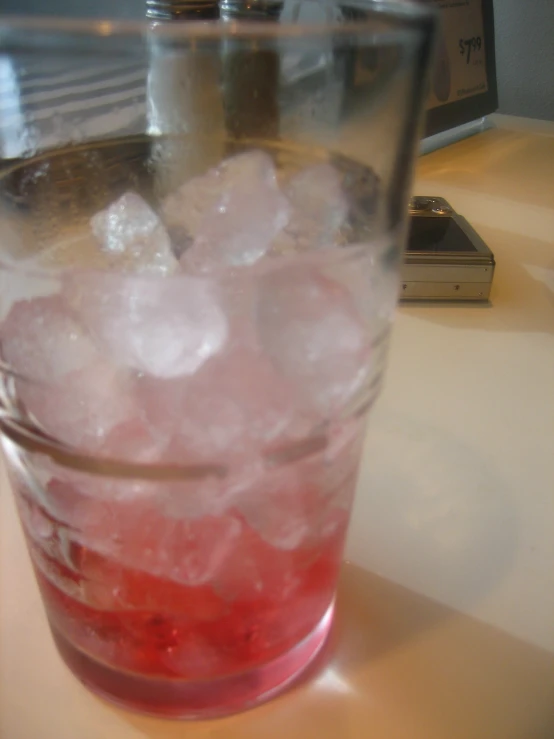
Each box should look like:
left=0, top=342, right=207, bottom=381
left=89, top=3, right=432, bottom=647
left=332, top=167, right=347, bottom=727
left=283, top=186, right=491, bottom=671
left=18, top=484, right=344, bottom=717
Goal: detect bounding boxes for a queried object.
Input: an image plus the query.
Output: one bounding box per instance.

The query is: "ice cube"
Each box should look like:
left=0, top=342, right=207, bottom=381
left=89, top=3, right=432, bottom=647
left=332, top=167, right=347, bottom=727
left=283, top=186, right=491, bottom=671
left=236, top=424, right=357, bottom=551
left=236, top=459, right=334, bottom=551
left=79, top=544, right=226, bottom=619
left=159, top=476, right=234, bottom=521
left=1, top=295, right=98, bottom=381
left=21, top=361, right=138, bottom=450
left=238, top=465, right=311, bottom=550
left=163, top=150, right=290, bottom=272
left=101, top=418, right=167, bottom=464
left=211, top=515, right=297, bottom=600
left=257, top=264, right=370, bottom=417
left=48, top=417, right=172, bottom=506
left=0, top=265, right=60, bottom=322
left=77, top=497, right=242, bottom=587
left=91, top=192, right=178, bottom=276
left=175, top=349, right=298, bottom=457
left=63, top=272, right=228, bottom=378
left=61, top=416, right=232, bottom=520
left=272, top=163, right=348, bottom=255
left=154, top=516, right=241, bottom=587
left=138, top=346, right=313, bottom=461
left=0, top=295, right=139, bottom=449
left=161, top=635, right=224, bottom=680
left=162, top=168, right=222, bottom=242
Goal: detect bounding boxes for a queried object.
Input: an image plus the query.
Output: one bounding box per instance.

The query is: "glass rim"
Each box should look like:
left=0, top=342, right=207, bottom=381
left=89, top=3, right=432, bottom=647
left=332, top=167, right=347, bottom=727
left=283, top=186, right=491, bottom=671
left=0, top=2, right=435, bottom=43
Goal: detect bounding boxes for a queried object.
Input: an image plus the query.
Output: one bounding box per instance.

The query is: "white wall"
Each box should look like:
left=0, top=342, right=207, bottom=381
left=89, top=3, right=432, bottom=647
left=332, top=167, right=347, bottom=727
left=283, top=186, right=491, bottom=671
left=493, top=0, right=554, bottom=121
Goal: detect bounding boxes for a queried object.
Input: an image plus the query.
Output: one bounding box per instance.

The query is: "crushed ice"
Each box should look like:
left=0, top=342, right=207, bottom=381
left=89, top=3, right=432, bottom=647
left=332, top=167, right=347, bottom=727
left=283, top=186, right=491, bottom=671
left=0, top=148, right=381, bottom=555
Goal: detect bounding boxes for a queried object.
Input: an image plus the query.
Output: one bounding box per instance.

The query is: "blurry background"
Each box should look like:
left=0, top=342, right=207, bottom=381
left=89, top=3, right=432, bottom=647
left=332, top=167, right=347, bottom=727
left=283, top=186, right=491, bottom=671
left=0, top=0, right=142, bottom=18
left=493, top=0, right=554, bottom=121
left=0, top=0, right=553, bottom=121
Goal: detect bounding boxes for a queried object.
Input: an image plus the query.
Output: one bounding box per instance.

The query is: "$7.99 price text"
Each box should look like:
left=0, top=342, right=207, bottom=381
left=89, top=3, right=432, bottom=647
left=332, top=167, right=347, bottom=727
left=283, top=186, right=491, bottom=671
left=459, top=36, right=482, bottom=64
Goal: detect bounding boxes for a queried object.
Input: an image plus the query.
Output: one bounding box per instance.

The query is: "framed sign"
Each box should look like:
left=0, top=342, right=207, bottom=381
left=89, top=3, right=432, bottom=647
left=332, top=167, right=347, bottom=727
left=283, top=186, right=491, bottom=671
left=424, top=0, right=498, bottom=137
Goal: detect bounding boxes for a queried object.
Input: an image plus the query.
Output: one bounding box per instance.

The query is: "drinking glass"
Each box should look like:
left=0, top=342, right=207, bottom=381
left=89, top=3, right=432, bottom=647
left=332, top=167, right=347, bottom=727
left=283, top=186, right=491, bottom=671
left=0, top=2, right=435, bottom=718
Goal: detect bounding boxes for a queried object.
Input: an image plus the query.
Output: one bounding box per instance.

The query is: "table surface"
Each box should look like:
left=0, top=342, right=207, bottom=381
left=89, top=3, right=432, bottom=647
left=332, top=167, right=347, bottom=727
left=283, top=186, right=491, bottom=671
left=2, top=113, right=554, bottom=739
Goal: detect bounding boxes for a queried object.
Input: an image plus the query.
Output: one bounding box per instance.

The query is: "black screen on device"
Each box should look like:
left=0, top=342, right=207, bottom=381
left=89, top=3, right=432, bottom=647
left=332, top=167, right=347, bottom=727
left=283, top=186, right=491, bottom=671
left=407, top=217, right=478, bottom=253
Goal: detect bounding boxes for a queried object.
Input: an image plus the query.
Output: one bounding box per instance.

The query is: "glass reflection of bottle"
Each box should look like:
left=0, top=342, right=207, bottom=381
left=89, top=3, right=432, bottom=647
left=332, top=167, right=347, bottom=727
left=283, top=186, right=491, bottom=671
left=220, top=0, right=283, bottom=144
left=146, top=0, right=225, bottom=193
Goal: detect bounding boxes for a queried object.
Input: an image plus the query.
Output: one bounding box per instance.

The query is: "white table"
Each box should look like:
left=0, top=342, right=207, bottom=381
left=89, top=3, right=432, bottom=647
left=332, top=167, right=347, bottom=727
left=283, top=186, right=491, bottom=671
left=1, top=114, right=553, bottom=738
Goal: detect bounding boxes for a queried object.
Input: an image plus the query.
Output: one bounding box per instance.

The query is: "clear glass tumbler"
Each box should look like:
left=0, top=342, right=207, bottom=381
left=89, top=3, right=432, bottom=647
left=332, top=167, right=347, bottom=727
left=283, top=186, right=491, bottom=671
left=0, top=2, right=435, bottom=719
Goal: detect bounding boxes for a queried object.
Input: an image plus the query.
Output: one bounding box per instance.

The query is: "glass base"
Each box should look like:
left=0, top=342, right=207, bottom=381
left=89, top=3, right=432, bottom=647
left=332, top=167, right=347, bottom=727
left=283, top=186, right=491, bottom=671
left=50, top=602, right=334, bottom=719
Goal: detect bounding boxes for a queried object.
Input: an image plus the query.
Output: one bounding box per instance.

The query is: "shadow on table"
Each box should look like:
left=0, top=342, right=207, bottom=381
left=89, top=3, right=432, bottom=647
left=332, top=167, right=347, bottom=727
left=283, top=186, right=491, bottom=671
left=116, top=562, right=554, bottom=738
left=348, top=408, right=520, bottom=616
left=113, top=424, right=525, bottom=738
left=115, top=564, right=453, bottom=738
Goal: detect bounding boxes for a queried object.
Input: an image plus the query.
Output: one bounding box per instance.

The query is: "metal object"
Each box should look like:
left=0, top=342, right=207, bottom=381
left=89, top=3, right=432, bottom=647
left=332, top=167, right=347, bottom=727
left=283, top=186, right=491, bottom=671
left=401, top=196, right=495, bottom=301
left=220, top=0, right=283, bottom=19
left=146, top=0, right=219, bottom=20
left=147, top=0, right=284, bottom=19
left=409, top=196, right=453, bottom=216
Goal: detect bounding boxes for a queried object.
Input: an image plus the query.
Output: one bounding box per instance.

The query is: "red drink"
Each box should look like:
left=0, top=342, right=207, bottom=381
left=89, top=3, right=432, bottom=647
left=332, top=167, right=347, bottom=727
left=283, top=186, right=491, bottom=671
left=12, top=451, right=354, bottom=717
left=1, top=143, right=380, bottom=718
left=1, top=241, right=368, bottom=717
